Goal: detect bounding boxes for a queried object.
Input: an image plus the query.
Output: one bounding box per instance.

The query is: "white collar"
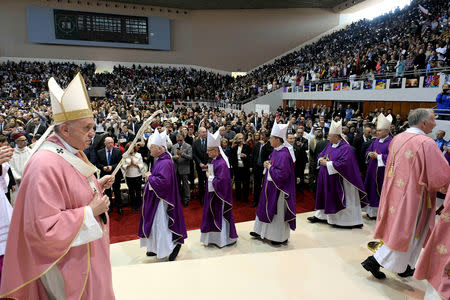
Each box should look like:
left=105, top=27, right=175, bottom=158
left=331, top=142, right=340, bottom=148
left=54, top=133, right=79, bottom=155
left=379, top=136, right=387, bottom=143
left=406, top=127, right=426, bottom=136
left=274, top=144, right=284, bottom=151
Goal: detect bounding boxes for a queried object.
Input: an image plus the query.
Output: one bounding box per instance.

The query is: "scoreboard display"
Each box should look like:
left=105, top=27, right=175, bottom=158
left=54, top=9, right=149, bottom=44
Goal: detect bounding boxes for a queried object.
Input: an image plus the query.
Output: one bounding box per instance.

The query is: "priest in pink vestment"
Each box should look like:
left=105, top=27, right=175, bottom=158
left=0, top=73, right=116, bottom=299
left=414, top=185, right=450, bottom=300
left=362, top=108, right=450, bottom=280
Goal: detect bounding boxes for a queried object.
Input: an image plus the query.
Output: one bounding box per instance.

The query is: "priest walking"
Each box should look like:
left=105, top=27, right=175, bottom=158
left=0, top=73, right=116, bottom=299
left=200, top=130, right=238, bottom=247
left=308, top=120, right=366, bottom=228
left=362, top=114, right=393, bottom=219
left=414, top=185, right=450, bottom=300
left=139, top=130, right=187, bottom=261
left=362, top=108, right=450, bottom=279
left=250, top=122, right=296, bottom=245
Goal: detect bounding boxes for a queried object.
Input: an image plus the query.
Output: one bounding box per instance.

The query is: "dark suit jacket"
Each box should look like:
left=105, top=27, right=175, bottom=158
left=352, top=135, right=370, bottom=168
left=192, top=138, right=209, bottom=169
left=83, top=134, right=105, bottom=165
left=26, top=123, right=46, bottom=135
left=96, top=147, right=123, bottom=179
left=251, top=141, right=273, bottom=169
left=229, top=143, right=251, bottom=169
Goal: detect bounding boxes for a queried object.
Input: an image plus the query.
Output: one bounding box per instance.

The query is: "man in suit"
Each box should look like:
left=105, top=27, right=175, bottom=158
left=292, top=132, right=308, bottom=191
left=250, top=132, right=273, bottom=207
left=193, top=126, right=209, bottom=204
left=352, top=126, right=372, bottom=177
left=172, top=134, right=192, bottom=207
left=0, top=115, right=6, bottom=135
left=230, top=133, right=251, bottom=202
left=308, top=128, right=328, bottom=192
left=118, top=125, right=135, bottom=147
left=83, top=133, right=105, bottom=165
left=26, top=117, right=46, bottom=137
left=96, top=137, right=123, bottom=215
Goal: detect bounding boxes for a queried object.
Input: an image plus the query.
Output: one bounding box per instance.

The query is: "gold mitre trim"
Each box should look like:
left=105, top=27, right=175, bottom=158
left=49, top=73, right=93, bottom=123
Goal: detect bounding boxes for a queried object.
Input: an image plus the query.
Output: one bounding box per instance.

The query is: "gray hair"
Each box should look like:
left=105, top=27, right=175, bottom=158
left=407, top=108, right=433, bottom=127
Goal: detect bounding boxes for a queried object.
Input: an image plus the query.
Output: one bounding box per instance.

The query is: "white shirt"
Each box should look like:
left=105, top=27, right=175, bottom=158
left=406, top=127, right=426, bottom=136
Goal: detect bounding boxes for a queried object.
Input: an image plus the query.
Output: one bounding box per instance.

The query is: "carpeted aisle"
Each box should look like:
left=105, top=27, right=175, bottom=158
left=109, top=190, right=315, bottom=244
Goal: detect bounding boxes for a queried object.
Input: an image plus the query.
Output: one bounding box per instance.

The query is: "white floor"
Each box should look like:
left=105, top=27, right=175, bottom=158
left=110, top=211, right=427, bottom=300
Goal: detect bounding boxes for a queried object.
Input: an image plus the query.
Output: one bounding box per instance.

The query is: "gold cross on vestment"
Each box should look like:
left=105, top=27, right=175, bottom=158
left=396, top=178, right=404, bottom=187
left=441, top=213, right=450, bottom=223
left=389, top=206, right=395, bottom=214
left=437, top=244, right=448, bottom=255
left=405, top=150, right=414, bottom=159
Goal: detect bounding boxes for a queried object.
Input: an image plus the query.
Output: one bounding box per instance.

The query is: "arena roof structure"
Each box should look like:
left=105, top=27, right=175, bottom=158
left=100, top=0, right=358, bottom=10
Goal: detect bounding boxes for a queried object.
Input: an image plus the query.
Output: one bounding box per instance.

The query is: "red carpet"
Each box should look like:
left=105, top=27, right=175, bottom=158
left=109, top=190, right=315, bottom=244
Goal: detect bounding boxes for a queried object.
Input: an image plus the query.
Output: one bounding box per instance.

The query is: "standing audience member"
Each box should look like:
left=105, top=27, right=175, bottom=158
left=435, top=130, right=446, bottom=151
left=250, top=132, right=273, bottom=207
left=230, top=133, right=251, bottom=202
left=172, top=134, right=192, bottom=207
left=192, top=127, right=209, bottom=204
left=122, top=143, right=144, bottom=211
left=97, top=137, right=123, bottom=215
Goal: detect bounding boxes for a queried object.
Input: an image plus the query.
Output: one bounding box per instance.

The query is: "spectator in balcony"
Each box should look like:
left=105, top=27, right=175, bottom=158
left=396, top=56, right=406, bottom=77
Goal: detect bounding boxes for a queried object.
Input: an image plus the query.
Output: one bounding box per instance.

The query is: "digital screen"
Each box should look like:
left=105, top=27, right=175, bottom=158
left=54, top=9, right=149, bottom=44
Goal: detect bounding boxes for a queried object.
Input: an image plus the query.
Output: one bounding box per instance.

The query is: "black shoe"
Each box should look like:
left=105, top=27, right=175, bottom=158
left=307, top=216, right=327, bottom=224
left=332, top=224, right=363, bottom=229
left=361, top=256, right=386, bottom=279
left=118, top=208, right=123, bottom=215
left=249, top=232, right=261, bottom=238
left=146, top=251, right=156, bottom=257
left=168, top=244, right=181, bottom=261
left=398, top=265, right=415, bottom=277
left=365, top=214, right=377, bottom=220
left=251, top=202, right=258, bottom=207
left=271, top=240, right=288, bottom=246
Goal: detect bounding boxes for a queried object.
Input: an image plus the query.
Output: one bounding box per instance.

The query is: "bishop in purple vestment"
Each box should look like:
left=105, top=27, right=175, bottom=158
left=363, top=134, right=392, bottom=219
left=138, top=131, right=187, bottom=261
left=251, top=122, right=296, bottom=245
left=308, top=120, right=366, bottom=228
left=200, top=130, right=238, bottom=247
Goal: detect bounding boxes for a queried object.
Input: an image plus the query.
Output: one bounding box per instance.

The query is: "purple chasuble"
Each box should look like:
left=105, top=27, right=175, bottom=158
left=138, top=152, right=187, bottom=244
left=200, top=155, right=238, bottom=238
left=445, top=151, right=450, bottom=165
left=363, top=136, right=392, bottom=208
left=256, top=147, right=296, bottom=230
left=315, top=140, right=366, bottom=214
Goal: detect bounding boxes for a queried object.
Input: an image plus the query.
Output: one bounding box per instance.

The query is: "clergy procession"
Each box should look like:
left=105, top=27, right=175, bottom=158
left=0, top=72, right=448, bottom=300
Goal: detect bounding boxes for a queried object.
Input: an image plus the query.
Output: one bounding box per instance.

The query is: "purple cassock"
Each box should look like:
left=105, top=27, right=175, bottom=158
left=138, top=152, right=187, bottom=244
left=363, top=136, right=392, bottom=209
left=315, top=140, right=366, bottom=214
left=256, top=147, right=296, bottom=230
left=200, top=155, right=238, bottom=238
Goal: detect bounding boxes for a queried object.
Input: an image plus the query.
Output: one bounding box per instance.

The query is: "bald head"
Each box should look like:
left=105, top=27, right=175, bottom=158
left=199, top=126, right=207, bottom=139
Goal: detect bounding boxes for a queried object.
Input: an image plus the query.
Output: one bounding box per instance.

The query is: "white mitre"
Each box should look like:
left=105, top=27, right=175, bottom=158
left=207, top=130, right=230, bottom=168
left=270, top=121, right=288, bottom=140
left=149, top=130, right=167, bottom=148
left=376, top=114, right=393, bottom=130
left=48, top=73, right=93, bottom=124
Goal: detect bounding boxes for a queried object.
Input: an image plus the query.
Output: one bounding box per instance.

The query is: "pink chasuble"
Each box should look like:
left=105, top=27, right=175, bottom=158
left=0, top=135, right=115, bottom=300
left=373, top=132, right=450, bottom=253
left=414, top=185, right=450, bottom=300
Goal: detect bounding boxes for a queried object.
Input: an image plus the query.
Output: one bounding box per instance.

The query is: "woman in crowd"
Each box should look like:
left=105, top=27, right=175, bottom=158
left=122, top=142, right=145, bottom=211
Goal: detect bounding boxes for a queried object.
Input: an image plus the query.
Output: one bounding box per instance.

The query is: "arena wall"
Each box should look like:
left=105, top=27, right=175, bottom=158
left=0, top=0, right=340, bottom=72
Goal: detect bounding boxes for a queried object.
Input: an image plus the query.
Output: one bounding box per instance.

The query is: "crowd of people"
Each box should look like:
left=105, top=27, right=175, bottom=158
left=1, top=0, right=450, bottom=103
